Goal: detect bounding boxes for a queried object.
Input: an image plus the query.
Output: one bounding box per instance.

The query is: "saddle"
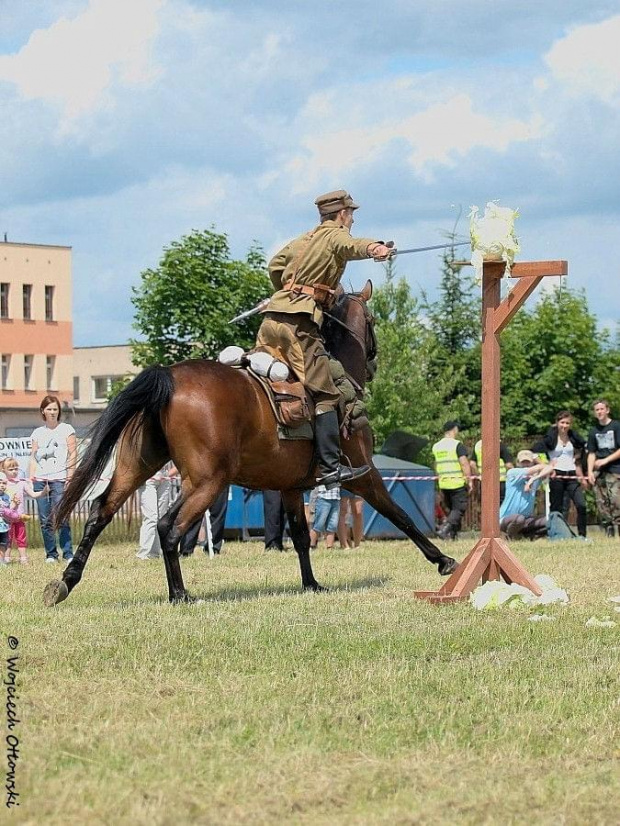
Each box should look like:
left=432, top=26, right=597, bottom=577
left=248, top=351, right=369, bottom=441
left=220, top=345, right=369, bottom=441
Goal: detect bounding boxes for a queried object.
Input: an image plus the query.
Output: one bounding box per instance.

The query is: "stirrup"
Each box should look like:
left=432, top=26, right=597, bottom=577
left=315, top=463, right=370, bottom=490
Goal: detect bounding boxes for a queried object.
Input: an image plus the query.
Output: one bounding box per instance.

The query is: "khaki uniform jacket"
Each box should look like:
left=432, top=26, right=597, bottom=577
left=265, top=221, right=378, bottom=326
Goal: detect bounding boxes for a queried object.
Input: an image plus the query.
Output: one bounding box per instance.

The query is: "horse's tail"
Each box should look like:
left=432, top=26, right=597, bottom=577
left=56, top=365, right=174, bottom=525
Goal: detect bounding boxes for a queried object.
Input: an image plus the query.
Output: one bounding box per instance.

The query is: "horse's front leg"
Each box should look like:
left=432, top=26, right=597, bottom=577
left=281, top=490, right=326, bottom=592
left=348, top=468, right=458, bottom=576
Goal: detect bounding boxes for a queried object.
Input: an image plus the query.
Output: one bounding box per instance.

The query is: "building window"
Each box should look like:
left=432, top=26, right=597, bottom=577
left=24, top=355, right=34, bottom=390
left=23, top=284, right=33, bottom=320
left=45, top=285, right=55, bottom=321
left=1, top=354, right=11, bottom=389
left=0, top=283, right=9, bottom=319
left=73, top=376, right=80, bottom=401
left=92, top=375, right=121, bottom=402
left=46, top=355, right=56, bottom=390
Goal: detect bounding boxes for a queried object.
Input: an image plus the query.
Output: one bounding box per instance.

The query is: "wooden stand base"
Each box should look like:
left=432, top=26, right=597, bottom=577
left=415, top=537, right=543, bottom=604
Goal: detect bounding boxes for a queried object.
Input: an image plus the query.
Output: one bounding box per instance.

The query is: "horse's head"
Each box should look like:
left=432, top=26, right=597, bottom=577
left=323, top=279, right=377, bottom=390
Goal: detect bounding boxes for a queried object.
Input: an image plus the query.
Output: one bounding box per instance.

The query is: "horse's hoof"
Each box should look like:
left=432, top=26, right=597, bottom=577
left=438, top=557, right=459, bottom=576
left=43, top=580, right=69, bottom=607
left=171, top=592, right=195, bottom=604
left=305, top=583, right=328, bottom=593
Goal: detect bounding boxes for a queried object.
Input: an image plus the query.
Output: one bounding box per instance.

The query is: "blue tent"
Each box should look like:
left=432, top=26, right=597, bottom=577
left=362, top=454, right=436, bottom=539
left=223, top=453, right=436, bottom=540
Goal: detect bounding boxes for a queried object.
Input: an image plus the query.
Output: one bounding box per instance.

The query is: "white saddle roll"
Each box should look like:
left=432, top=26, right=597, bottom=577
left=247, top=351, right=290, bottom=381
left=218, top=346, right=245, bottom=366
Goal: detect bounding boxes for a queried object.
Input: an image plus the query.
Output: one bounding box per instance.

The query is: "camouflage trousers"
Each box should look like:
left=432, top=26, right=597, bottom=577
left=594, top=472, right=620, bottom=528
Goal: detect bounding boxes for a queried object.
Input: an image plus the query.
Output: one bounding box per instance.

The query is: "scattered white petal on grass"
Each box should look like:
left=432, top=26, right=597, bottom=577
left=528, top=614, right=556, bottom=622
left=470, top=574, right=569, bottom=610
left=608, top=595, right=620, bottom=604
left=470, top=581, right=536, bottom=610
left=534, top=574, right=569, bottom=604
left=585, top=617, right=617, bottom=628
left=614, top=606, right=620, bottom=613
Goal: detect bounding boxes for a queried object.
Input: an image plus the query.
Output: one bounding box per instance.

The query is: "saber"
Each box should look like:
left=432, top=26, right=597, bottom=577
left=389, top=240, right=470, bottom=257
left=229, top=297, right=271, bottom=324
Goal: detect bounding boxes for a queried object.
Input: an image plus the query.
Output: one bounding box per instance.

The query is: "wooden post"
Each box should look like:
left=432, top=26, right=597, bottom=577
left=415, top=259, right=568, bottom=604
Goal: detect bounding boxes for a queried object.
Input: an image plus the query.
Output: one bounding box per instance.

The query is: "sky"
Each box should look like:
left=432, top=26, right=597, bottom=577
left=0, top=0, right=619, bottom=346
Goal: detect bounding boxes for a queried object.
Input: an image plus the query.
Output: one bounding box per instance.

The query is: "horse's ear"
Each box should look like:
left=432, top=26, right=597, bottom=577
left=360, top=279, right=373, bottom=302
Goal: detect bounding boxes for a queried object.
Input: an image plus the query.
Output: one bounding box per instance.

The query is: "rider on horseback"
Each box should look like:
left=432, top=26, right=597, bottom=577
left=256, top=190, right=395, bottom=488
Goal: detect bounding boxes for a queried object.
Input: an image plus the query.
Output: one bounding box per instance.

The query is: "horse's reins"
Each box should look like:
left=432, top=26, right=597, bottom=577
left=323, top=295, right=377, bottom=392
left=323, top=295, right=377, bottom=361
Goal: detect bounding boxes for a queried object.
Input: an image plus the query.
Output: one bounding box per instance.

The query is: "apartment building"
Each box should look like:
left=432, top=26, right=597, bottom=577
left=72, top=345, right=135, bottom=411
left=0, top=240, right=73, bottom=436
left=0, top=241, right=136, bottom=438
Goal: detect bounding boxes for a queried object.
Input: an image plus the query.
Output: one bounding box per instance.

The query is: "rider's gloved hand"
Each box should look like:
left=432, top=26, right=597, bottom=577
left=368, top=242, right=396, bottom=261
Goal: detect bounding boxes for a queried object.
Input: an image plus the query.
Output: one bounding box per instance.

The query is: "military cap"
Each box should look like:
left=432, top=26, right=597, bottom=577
left=314, top=189, right=359, bottom=216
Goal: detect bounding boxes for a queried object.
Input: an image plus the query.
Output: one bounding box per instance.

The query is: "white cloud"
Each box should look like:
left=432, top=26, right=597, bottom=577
left=285, top=92, right=543, bottom=189
left=0, top=0, right=163, bottom=125
left=543, top=14, right=620, bottom=105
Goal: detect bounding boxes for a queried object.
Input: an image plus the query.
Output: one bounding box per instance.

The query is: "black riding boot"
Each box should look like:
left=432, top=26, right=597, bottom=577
left=315, top=410, right=370, bottom=488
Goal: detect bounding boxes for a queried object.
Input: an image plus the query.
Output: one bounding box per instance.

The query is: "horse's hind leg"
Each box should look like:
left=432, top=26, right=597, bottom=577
left=281, top=490, right=326, bottom=592
left=44, top=425, right=168, bottom=606
left=43, top=491, right=118, bottom=606
left=156, top=477, right=227, bottom=603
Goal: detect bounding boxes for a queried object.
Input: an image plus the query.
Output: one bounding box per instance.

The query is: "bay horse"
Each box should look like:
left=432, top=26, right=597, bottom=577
left=45, top=280, right=457, bottom=607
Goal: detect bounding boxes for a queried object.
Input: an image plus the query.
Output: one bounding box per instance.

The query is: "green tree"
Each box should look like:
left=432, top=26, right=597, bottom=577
left=500, top=285, right=620, bottom=439
left=366, top=264, right=459, bottom=452
left=420, top=244, right=482, bottom=431
left=130, top=229, right=271, bottom=366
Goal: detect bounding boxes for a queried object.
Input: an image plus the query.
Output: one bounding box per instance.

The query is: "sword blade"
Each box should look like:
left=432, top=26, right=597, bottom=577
left=229, top=297, right=271, bottom=324
left=392, top=241, right=470, bottom=256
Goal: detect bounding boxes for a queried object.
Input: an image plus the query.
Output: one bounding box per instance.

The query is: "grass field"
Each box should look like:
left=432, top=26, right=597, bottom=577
left=2, top=536, right=619, bottom=825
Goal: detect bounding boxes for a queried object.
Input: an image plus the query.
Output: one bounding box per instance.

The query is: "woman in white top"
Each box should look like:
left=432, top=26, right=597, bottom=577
left=543, top=410, right=588, bottom=537
left=29, top=395, right=77, bottom=563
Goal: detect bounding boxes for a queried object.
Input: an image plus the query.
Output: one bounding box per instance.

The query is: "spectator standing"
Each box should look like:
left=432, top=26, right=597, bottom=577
left=310, top=484, right=341, bottom=549
left=1, top=458, right=47, bottom=564
left=538, top=411, right=588, bottom=537
left=136, top=463, right=177, bottom=560
left=262, top=489, right=288, bottom=552
left=500, top=450, right=555, bottom=539
left=28, top=395, right=77, bottom=564
left=587, top=399, right=620, bottom=537
left=0, top=473, right=11, bottom=563
left=338, top=490, right=364, bottom=549
left=432, top=420, right=473, bottom=540
left=470, top=438, right=514, bottom=504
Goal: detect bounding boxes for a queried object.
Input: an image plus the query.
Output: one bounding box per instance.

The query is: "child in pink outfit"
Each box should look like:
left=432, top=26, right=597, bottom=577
left=1, top=460, right=47, bottom=564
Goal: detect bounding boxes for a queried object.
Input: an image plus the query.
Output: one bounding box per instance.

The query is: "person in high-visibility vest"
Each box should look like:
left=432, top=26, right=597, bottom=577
left=470, top=438, right=514, bottom=504
left=432, top=420, right=473, bottom=540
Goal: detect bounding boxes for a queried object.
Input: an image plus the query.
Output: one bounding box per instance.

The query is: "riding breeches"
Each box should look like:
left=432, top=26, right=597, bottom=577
left=256, top=312, right=340, bottom=413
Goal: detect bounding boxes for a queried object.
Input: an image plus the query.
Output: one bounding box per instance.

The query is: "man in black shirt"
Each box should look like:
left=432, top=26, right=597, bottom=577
left=587, top=399, right=620, bottom=537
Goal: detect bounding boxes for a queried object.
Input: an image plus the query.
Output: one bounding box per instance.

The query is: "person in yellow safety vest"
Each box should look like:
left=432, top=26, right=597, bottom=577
left=432, top=420, right=473, bottom=540
left=470, top=438, right=514, bottom=504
